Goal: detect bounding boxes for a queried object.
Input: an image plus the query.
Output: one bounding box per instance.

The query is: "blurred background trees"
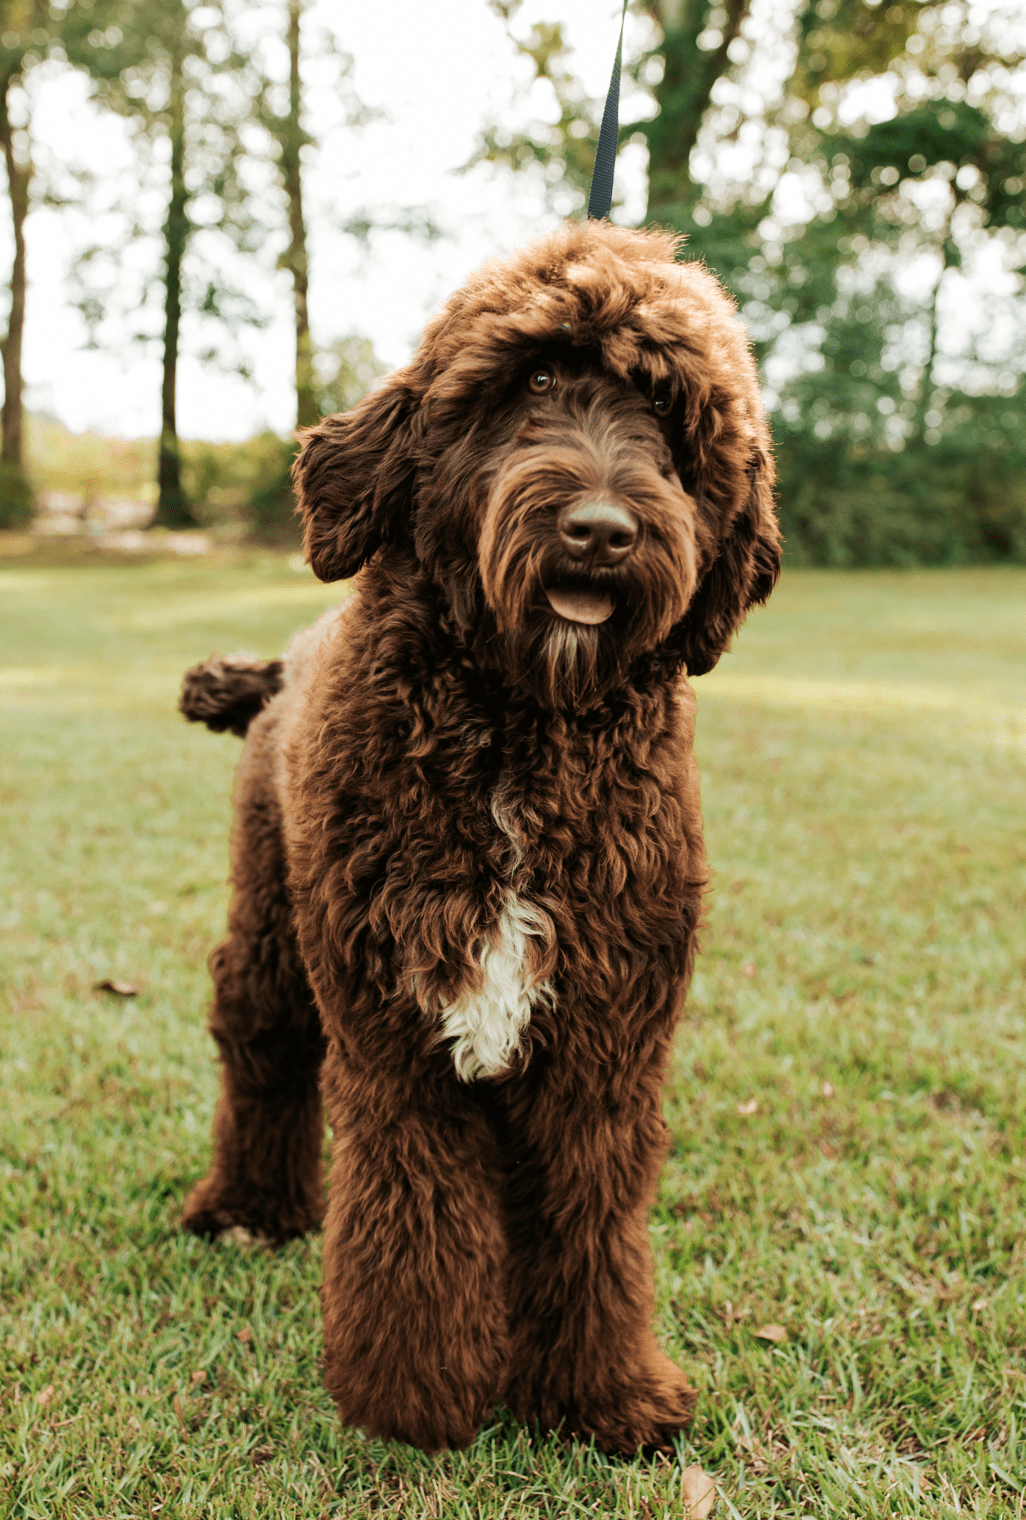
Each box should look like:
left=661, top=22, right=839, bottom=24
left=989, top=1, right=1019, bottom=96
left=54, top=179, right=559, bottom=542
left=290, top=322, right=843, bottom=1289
left=72, top=0, right=268, bottom=528
left=1, top=0, right=1023, bottom=558
left=0, top=0, right=393, bottom=539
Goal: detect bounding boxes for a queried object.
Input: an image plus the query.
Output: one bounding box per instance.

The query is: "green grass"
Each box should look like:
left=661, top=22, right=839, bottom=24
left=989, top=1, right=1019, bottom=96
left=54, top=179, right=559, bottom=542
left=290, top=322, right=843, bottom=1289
left=1, top=560, right=1024, bottom=1519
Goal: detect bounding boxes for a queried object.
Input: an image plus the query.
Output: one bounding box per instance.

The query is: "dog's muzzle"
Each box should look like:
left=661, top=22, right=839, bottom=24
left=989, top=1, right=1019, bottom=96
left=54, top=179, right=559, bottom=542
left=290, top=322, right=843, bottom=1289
left=544, top=501, right=638, bottom=625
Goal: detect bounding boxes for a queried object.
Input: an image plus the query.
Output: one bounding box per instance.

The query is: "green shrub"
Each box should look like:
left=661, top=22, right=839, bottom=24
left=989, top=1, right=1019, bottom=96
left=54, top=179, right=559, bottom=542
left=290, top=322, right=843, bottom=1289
left=0, top=460, right=34, bottom=528
left=180, top=431, right=300, bottom=544
left=777, top=439, right=1026, bottom=567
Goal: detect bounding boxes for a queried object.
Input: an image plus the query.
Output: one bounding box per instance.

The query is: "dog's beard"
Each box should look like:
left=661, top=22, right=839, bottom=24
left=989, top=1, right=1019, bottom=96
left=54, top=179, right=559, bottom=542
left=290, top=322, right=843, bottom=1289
left=495, top=617, right=608, bottom=710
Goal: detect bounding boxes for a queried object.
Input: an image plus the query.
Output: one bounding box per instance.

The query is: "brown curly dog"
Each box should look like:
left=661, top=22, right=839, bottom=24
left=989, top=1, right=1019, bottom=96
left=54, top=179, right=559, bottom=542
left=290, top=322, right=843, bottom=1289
left=179, top=220, right=780, bottom=1456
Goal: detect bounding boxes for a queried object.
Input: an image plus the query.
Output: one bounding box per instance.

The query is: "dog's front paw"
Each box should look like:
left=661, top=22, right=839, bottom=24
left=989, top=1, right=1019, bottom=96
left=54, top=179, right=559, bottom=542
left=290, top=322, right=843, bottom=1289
left=584, top=1354, right=698, bottom=1455
left=514, top=1351, right=697, bottom=1456
left=325, top=1345, right=497, bottom=1454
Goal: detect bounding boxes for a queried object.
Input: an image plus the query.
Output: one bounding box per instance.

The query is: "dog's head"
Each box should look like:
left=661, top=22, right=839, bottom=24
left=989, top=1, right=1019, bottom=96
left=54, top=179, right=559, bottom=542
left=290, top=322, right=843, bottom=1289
left=294, top=222, right=780, bottom=706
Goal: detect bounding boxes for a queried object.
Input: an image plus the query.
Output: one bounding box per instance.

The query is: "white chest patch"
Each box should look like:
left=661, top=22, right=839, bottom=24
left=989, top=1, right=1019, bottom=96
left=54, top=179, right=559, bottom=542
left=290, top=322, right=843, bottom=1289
left=439, top=895, right=553, bottom=1082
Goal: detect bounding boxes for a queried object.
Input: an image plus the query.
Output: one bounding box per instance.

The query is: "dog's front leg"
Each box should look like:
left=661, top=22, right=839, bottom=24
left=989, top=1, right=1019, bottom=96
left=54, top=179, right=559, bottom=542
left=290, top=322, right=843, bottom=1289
left=319, top=1041, right=509, bottom=1453
left=498, top=1050, right=696, bottom=1456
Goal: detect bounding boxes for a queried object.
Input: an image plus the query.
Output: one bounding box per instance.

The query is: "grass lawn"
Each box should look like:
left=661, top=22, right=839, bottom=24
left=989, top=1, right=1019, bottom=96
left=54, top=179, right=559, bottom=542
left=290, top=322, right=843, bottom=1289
left=1, top=557, right=1024, bottom=1519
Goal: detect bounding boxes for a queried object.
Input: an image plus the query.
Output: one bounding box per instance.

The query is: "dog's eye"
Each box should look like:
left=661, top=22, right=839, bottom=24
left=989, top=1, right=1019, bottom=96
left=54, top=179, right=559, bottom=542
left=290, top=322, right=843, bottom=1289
left=653, top=393, right=671, bottom=415
left=528, top=368, right=556, bottom=396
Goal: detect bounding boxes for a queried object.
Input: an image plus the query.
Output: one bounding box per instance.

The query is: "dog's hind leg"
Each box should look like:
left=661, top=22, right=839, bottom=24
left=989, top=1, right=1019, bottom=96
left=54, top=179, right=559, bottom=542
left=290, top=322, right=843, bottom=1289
left=182, top=712, right=326, bottom=1246
left=497, top=1044, right=697, bottom=1456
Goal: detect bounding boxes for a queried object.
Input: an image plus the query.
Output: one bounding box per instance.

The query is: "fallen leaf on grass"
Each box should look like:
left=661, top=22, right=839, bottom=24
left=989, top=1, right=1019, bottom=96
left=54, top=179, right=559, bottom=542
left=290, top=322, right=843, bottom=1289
left=680, top=1464, right=716, bottom=1517
left=236, top=1326, right=253, bottom=1344
left=754, top=1324, right=788, bottom=1344
left=736, top=1097, right=759, bottom=1116
left=36, top=1385, right=55, bottom=1408
left=190, top=1369, right=206, bottom=1386
left=93, top=979, right=138, bottom=997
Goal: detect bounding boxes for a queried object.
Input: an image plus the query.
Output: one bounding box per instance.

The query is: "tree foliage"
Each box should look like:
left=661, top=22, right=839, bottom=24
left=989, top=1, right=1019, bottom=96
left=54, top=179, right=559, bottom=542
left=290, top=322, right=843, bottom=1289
left=252, top=0, right=380, bottom=434
left=2, top=1, right=1022, bottom=560
left=466, top=2, right=604, bottom=217
left=66, top=0, right=265, bottom=527
left=634, top=0, right=753, bottom=220
left=747, top=2, right=1026, bottom=561
left=471, top=0, right=1026, bottom=564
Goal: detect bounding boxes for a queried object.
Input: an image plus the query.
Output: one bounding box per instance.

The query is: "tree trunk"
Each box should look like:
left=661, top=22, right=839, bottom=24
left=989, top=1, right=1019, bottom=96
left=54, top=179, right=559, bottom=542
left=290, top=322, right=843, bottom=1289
left=641, top=0, right=750, bottom=224
left=914, top=261, right=942, bottom=445
left=154, top=42, right=196, bottom=529
left=0, top=70, right=33, bottom=524
left=282, top=0, right=316, bottom=429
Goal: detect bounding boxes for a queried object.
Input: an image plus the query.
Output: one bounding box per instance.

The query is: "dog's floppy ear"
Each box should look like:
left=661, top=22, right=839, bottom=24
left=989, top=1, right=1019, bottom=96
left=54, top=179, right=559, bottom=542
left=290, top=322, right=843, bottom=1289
left=292, top=372, right=420, bottom=583
left=675, top=455, right=781, bottom=678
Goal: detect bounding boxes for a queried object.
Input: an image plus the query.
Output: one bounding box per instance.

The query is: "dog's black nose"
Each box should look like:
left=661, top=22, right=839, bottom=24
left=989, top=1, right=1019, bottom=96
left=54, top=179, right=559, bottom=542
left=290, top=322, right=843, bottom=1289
left=558, top=501, right=638, bottom=564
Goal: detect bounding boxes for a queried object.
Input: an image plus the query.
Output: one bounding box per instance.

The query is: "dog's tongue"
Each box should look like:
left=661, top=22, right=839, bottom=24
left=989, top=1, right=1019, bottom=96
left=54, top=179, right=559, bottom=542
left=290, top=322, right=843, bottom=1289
left=544, top=587, right=616, bottom=625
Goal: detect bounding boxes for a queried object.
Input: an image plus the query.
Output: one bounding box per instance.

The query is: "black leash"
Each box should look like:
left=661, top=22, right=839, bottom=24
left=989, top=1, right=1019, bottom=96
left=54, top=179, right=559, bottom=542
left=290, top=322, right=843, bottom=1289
left=587, top=0, right=629, bottom=221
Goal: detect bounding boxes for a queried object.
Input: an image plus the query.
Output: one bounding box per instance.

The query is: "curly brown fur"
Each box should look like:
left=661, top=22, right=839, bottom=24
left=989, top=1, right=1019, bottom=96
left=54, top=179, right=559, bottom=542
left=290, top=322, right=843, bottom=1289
left=182, top=220, right=780, bottom=1456
left=179, top=652, right=284, bottom=737
left=180, top=696, right=326, bottom=1245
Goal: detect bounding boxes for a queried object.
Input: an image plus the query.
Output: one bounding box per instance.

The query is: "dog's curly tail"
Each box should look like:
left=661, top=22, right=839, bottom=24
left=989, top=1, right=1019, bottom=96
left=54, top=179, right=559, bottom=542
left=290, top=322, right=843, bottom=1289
left=179, top=652, right=284, bottom=738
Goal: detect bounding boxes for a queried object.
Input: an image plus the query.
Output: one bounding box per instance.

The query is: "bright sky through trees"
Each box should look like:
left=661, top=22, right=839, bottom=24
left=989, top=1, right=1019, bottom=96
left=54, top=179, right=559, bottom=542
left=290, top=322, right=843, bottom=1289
left=9, top=0, right=646, bottom=441
left=3, top=0, right=1023, bottom=447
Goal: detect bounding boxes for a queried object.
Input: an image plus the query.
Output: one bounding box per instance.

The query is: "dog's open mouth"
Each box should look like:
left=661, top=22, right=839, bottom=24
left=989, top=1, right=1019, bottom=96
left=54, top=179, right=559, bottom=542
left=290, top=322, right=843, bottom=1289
left=544, top=586, right=617, bottom=626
